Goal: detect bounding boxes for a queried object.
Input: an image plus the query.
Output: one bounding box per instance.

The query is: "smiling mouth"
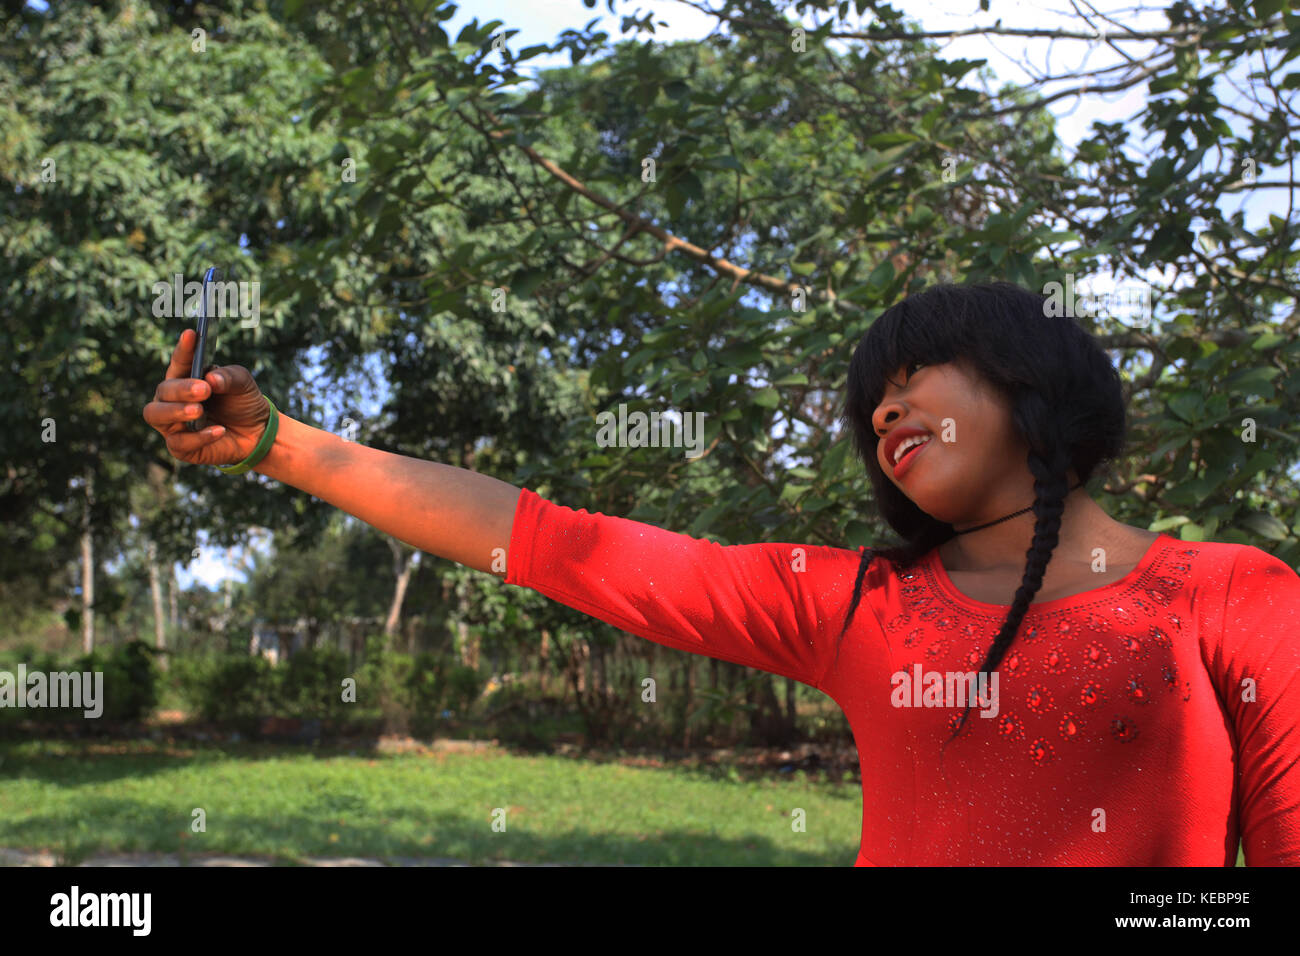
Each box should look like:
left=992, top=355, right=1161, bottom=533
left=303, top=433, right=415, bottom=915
left=891, top=436, right=932, bottom=473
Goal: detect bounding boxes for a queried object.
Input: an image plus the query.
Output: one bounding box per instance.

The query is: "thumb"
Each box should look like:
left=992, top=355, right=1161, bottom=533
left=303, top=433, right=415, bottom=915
left=205, top=364, right=260, bottom=398
left=202, top=365, right=228, bottom=391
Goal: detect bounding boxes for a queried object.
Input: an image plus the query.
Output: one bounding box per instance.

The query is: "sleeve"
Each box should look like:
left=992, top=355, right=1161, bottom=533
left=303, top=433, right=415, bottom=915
left=503, top=487, right=858, bottom=691
left=1210, top=547, right=1300, bottom=866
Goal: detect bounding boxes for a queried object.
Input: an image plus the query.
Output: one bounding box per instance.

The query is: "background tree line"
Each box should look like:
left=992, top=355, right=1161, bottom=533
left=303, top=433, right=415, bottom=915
left=1, top=0, right=1295, bottom=747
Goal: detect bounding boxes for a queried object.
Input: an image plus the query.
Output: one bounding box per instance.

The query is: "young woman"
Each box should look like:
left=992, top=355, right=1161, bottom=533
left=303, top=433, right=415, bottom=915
left=144, top=280, right=1300, bottom=865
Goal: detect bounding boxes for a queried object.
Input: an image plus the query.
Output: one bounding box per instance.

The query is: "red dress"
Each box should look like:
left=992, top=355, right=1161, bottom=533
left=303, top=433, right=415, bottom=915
left=504, top=488, right=1300, bottom=865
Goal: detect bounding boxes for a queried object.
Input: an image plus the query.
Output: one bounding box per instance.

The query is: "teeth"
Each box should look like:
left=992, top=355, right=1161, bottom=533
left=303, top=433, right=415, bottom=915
left=893, top=434, right=931, bottom=465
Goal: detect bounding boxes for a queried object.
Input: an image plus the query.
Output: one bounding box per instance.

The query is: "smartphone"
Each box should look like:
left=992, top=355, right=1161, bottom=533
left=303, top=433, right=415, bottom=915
left=187, top=267, right=221, bottom=432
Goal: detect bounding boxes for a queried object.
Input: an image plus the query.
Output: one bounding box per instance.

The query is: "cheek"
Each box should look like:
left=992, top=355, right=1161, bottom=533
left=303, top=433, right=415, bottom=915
left=954, top=402, right=1018, bottom=460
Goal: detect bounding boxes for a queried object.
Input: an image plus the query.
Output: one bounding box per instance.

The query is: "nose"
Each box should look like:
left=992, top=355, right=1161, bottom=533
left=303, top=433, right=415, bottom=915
left=873, top=395, right=906, bottom=440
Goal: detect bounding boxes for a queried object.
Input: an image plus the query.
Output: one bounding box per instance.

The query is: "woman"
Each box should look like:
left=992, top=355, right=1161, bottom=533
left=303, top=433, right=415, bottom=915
left=143, top=280, right=1300, bottom=865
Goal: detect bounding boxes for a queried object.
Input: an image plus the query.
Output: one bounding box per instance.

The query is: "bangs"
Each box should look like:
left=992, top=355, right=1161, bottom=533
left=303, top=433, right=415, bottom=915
left=851, top=294, right=969, bottom=434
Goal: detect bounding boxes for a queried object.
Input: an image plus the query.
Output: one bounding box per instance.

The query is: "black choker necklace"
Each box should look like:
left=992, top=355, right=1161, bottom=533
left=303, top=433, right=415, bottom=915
left=951, top=481, right=1084, bottom=535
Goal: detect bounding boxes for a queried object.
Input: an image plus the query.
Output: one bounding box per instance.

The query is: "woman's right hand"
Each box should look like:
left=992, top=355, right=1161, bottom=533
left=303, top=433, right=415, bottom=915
left=142, top=329, right=272, bottom=467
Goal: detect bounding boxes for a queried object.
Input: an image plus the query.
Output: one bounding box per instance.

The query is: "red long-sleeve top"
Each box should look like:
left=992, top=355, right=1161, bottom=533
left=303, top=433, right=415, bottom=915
left=504, top=487, right=1300, bottom=865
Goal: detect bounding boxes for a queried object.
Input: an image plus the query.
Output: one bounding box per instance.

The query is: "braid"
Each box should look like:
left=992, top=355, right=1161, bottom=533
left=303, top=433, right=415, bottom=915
left=942, top=442, right=1072, bottom=745
left=832, top=523, right=951, bottom=671
left=832, top=546, right=876, bottom=672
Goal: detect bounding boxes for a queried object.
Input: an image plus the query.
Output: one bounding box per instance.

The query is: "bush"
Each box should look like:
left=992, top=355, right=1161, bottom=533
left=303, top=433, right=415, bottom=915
left=279, top=646, right=350, bottom=720
left=162, top=638, right=492, bottom=739
left=173, top=652, right=277, bottom=734
left=83, top=640, right=160, bottom=722
left=443, top=662, right=485, bottom=718
left=355, top=638, right=483, bottom=737
left=0, top=640, right=159, bottom=728
left=0, top=646, right=63, bottom=729
left=480, top=679, right=572, bottom=751
left=358, top=639, right=416, bottom=734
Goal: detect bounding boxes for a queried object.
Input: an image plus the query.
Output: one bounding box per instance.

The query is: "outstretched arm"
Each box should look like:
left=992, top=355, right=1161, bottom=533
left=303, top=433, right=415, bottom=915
left=144, top=330, right=521, bottom=577
left=254, top=412, right=522, bottom=577
left=145, top=331, right=870, bottom=688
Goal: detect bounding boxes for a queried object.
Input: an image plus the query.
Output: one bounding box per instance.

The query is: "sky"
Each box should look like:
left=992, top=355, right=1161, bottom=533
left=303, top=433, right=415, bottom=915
left=172, top=0, right=1284, bottom=588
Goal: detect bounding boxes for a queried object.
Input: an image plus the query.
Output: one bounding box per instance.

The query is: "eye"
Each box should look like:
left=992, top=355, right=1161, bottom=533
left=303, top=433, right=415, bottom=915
left=882, top=360, right=927, bottom=394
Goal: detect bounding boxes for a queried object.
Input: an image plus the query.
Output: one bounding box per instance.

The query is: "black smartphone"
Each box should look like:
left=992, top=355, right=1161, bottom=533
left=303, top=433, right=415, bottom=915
left=187, top=267, right=221, bottom=432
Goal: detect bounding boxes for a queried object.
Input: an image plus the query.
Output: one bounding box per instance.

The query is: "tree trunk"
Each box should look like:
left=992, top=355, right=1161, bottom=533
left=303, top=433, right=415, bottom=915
left=405, top=613, right=419, bottom=655
left=148, top=539, right=168, bottom=670
left=80, top=467, right=94, bottom=654
left=785, top=676, right=797, bottom=728
left=682, top=657, right=695, bottom=749
left=538, top=628, right=550, bottom=693
left=748, top=674, right=790, bottom=746
left=384, top=539, right=417, bottom=638
left=592, top=639, right=607, bottom=699
left=462, top=630, right=478, bottom=670
left=571, top=638, right=589, bottom=694
left=168, top=565, right=178, bottom=633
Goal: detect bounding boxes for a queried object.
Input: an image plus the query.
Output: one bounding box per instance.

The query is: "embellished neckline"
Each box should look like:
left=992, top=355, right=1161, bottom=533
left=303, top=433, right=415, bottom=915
left=926, top=533, right=1172, bottom=613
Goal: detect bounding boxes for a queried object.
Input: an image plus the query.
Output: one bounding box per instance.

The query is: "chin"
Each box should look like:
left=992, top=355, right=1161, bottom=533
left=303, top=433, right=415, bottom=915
left=899, top=488, right=962, bottom=525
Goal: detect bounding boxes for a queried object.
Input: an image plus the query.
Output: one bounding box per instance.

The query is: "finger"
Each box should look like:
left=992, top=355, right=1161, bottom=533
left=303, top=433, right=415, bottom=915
left=154, top=376, right=209, bottom=403
left=204, top=366, right=229, bottom=393
left=165, top=424, right=227, bottom=456
left=154, top=332, right=209, bottom=403
left=144, top=399, right=205, bottom=429
left=164, top=329, right=197, bottom=381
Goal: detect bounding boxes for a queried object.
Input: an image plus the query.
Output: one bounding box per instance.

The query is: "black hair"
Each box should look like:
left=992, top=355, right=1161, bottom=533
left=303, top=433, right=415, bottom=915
left=833, top=280, right=1128, bottom=746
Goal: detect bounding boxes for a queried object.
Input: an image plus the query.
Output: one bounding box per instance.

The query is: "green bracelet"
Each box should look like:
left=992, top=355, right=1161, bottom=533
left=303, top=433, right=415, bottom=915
left=216, top=396, right=279, bottom=475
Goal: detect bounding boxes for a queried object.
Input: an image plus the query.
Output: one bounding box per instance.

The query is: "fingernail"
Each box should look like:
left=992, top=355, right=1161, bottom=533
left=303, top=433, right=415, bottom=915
left=212, top=374, right=223, bottom=387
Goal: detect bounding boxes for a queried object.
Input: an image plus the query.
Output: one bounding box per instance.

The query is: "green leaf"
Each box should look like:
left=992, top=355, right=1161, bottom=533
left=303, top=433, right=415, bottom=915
left=677, top=170, right=704, bottom=202
left=867, top=258, right=895, bottom=291
left=865, top=132, right=919, bottom=147
left=1168, top=393, right=1203, bottom=423
left=665, top=184, right=685, bottom=219
left=511, top=269, right=546, bottom=298
left=1229, top=366, right=1280, bottom=397
left=752, top=388, right=780, bottom=408
left=823, top=439, right=850, bottom=476
left=1241, top=512, right=1290, bottom=541
left=709, top=155, right=746, bottom=172
left=844, top=521, right=873, bottom=548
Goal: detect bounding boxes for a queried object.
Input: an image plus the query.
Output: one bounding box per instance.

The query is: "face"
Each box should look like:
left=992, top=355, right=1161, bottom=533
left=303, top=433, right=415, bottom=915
left=872, top=358, right=1032, bottom=527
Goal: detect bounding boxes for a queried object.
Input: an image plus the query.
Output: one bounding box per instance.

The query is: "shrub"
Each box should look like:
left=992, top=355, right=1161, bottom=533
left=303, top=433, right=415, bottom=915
left=0, top=640, right=159, bottom=727
left=279, top=646, right=350, bottom=720
left=173, top=652, right=277, bottom=733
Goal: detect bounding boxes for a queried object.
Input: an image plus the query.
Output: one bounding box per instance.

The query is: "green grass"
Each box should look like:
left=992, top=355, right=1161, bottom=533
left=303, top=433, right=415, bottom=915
left=0, top=739, right=860, bottom=866
left=0, top=739, right=1251, bottom=866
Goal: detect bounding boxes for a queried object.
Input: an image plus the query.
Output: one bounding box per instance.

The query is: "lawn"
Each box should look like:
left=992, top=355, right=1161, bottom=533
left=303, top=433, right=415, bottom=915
left=0, top=738, right=1249, bottom=866
left=0, top=738, right=860, bottom=866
